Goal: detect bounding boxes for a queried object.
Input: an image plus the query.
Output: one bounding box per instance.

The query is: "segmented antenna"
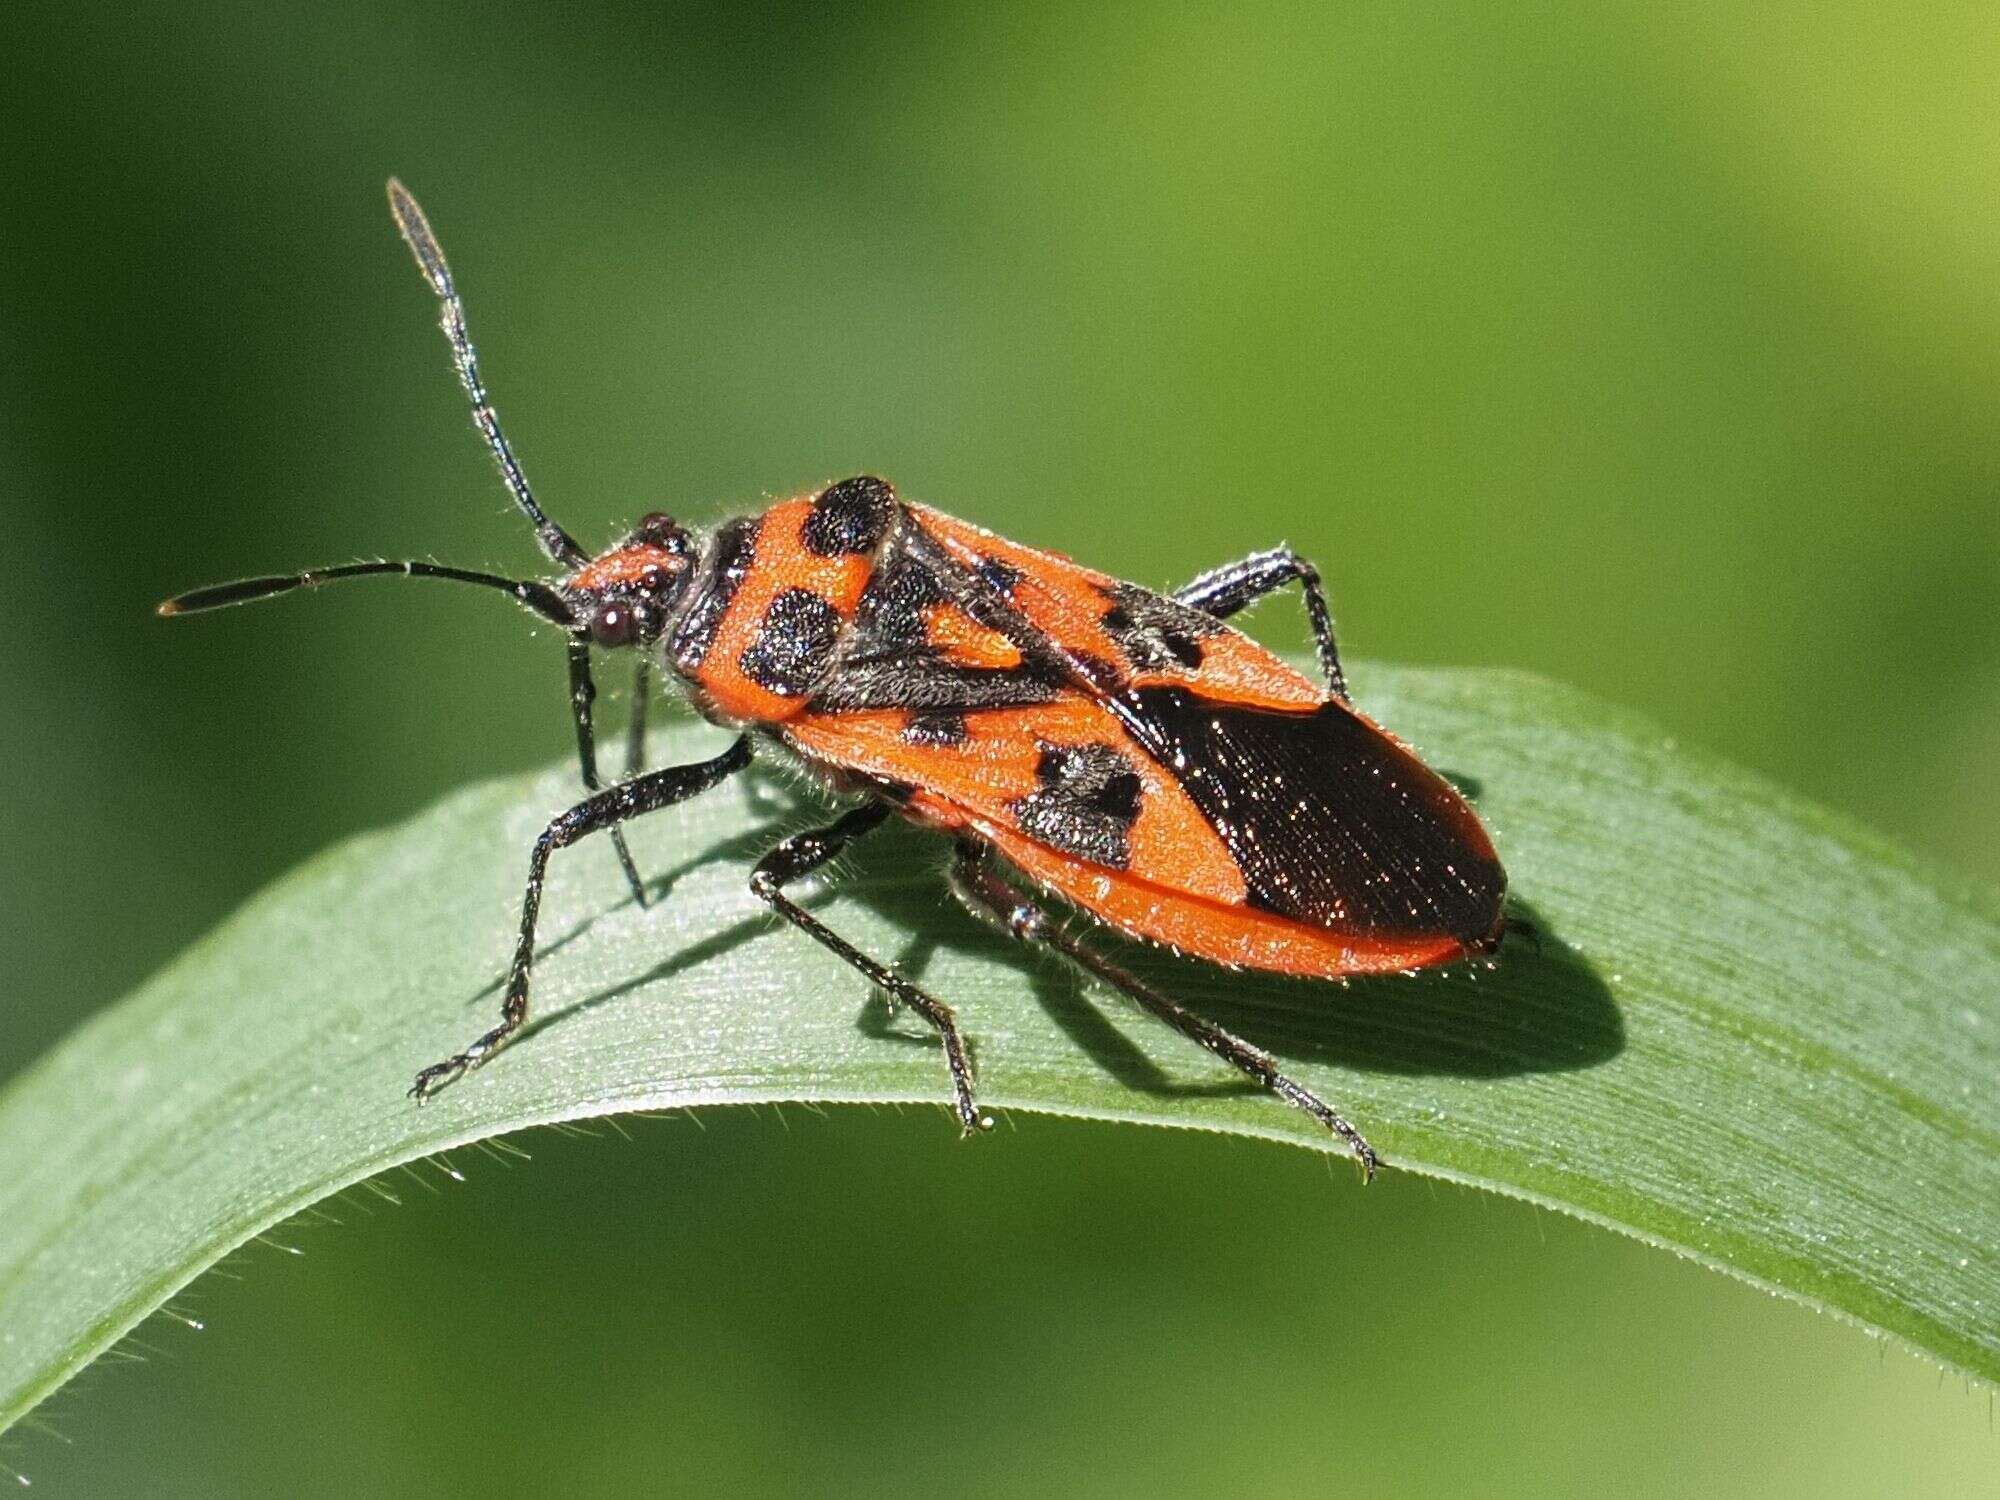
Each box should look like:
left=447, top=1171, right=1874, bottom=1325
left=385, top=179, right=588, bottom=568
left=157, top=560, right=575, bottom=623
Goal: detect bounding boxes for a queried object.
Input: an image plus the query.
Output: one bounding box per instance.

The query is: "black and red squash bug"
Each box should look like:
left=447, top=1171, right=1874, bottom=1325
left=161, top=181, right=1510, bottom=1177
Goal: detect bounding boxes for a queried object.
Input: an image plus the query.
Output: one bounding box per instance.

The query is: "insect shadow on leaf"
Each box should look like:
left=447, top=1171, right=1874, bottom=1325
left=516, top=804, right=1620, bottom=1093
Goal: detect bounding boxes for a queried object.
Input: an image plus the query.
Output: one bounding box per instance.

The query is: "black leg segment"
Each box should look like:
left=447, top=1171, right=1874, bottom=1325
left=625, top=656, right=652, bottom=782
left=948, top=841, right=1378, bottom=1178
left=566, top=637, right=649, bottom=909
left=1173, top=547, right=1349, bottom=701
left=750, top=803, right=992, bottom=1136
left=410, top=735, right=753, bottom=1102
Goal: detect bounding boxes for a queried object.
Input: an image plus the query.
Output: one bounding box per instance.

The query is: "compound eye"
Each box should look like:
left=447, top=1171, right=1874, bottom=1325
left=590, top=603, right=638, bottom=648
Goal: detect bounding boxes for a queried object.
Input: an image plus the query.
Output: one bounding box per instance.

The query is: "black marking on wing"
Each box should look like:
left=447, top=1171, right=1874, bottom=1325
left=739, top=588, right=842, bottom=697
left=810, top=545, right=1062, bottom=715
left=1099, top=582, right=1220, bottom=672
left=812, top=658, right=1062, bottom=713
left=854, top=551, right=945, bottom=646
left=1130, top=686, right=1505, bottom=945
left=802, top=476, right=896, bottom=556
left=976, top=556, right=1022, bottom=597
left=1009, top=742, right=1144, bottom=869
left=670, top=516, right=758, bottom=671
left=903, top=523, right=1180, bottom=755
left=903, top=709, right=969, bottom=746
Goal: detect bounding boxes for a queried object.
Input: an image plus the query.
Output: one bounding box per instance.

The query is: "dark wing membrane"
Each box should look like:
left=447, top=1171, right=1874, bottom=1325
left=1128, top=686, right=1506, bottom=948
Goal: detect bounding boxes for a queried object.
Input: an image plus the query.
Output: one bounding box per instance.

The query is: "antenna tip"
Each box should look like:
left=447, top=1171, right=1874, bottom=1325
left=384, top=178, right=450, bottom=289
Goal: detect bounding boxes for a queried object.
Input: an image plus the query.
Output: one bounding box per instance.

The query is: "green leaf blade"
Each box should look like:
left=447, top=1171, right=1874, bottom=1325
left=2, top=665, right=1996, bottom=1433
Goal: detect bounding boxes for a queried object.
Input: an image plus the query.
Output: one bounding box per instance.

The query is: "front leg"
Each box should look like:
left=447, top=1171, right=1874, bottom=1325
left=410, top=735, right=753, bottom=1102
left=1173, top=546, right=1348, bottom=700
left=625, top=656, right=652, bottom=782
left=566, top=636, right=650, bottom=908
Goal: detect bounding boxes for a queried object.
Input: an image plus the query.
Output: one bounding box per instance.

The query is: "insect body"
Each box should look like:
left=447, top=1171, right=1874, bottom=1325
left=162, top=182, right=1509, bottom=1178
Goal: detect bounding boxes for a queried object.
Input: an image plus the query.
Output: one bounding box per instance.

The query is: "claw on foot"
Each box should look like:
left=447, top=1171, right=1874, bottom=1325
left=408, top=1056, right=470, bottom=1104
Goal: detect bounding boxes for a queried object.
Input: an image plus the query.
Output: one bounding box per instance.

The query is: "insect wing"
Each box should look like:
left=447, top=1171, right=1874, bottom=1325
left=786, top=503, right=1506, bottom=977
left=1121, top=686, right=1506, bottom=951
left=906, top=505, right=1325, bottom=713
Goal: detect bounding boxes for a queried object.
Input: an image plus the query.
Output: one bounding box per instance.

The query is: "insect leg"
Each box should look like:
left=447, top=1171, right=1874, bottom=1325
left=948, top=842, right=1378, bottom=1179
left=625, top=656, right=652, bottom=781
left=750, top=804, right=991, bottom=1136
left=566, top=637, right=649, bottom=908
left=409, top=735, right=753, bottom=1102
left=1173, top=548, right=1348, bottom=701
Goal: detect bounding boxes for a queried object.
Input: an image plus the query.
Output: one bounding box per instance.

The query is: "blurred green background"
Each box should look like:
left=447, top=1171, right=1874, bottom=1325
left=4, top=2, right=1997, bottom=1494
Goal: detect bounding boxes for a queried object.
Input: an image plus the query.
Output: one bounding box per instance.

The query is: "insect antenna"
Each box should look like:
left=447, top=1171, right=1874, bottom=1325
left=159, top=559, right=654, bottom=908
left=385, top=178, right=588, bottom=569
left=156, top=559, right=575, bottom=625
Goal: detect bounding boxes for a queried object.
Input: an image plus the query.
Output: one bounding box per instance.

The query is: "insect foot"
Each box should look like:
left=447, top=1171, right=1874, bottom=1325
left=407, top=1056, right=471, bottom=1103
left=408, top=1019, right=517, bottom=1103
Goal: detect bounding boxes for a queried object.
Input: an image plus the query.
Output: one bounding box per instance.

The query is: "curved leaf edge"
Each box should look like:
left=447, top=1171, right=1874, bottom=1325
left=3, top=1081, right=1988, bottom=1445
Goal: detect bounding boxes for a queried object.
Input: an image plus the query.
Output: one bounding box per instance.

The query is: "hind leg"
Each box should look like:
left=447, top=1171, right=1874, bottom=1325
left=948, top=840, right=1377, bottom=1178
left=1174, top=547, right=1347, bottom=700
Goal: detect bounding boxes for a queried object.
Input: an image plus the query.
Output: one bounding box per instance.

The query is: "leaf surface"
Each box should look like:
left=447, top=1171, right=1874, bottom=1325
left=2, top=665, right=1996, bottom=1433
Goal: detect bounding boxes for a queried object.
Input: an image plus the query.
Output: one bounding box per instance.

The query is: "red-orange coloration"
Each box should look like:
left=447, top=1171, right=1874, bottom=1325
left=567, top=542, right=688, bottom=592
left=786, top=698, right=1249, bottom=910
left=983, top=836, right=1466, bottom=976
left=911, top=505, right=1324, bottom=712
left=770, top=496, right=1505, bottom=977
left=922, top=603, right=1023, bottom=670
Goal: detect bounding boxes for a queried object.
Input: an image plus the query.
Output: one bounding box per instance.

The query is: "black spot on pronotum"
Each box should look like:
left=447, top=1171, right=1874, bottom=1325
left=1010, top=741, right=1144, bottom=868
left=740, top=588, right=843, bottom=696
left=802, top=476, right=896, bottom=556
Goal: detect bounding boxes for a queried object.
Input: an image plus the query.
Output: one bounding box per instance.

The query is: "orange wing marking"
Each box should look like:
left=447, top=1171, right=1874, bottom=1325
left=909, top=505, right=1324, bottom=712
